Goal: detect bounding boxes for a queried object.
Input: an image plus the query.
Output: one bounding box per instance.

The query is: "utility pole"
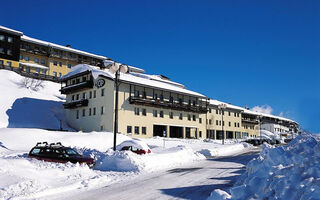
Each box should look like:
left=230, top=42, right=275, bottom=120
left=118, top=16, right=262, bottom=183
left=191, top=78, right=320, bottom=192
left=113, top=69, right=120, bottom=151
left=218, top=104, right=227, bottom=145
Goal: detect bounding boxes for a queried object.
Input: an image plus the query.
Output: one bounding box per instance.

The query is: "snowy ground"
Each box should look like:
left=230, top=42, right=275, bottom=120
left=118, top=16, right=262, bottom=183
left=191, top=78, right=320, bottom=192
left=209, top=133, right=320, bottom=200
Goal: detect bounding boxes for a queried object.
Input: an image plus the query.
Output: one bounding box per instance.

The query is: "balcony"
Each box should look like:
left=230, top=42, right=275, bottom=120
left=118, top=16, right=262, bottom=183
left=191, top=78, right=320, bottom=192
left=129, top=96, right=207, bottom=113
left=60, top=80, right=94, bottom=94
left=63, top=99, right=88, bottom=109
left=242, top=118, right=259, bottom=124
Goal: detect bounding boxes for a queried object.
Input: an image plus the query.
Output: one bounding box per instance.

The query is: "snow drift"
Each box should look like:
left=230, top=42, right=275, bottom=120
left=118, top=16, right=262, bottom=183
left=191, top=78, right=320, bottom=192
left=209, top=133, right=320, bottom=200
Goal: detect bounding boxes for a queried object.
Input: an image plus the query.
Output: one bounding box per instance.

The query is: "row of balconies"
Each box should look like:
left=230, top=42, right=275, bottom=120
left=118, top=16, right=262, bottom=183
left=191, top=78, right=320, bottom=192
left=63, top=99, right=88, bottom=109
left=60, top=80, right=94, bottom=94
left=129, top=96, right=207, bottom=113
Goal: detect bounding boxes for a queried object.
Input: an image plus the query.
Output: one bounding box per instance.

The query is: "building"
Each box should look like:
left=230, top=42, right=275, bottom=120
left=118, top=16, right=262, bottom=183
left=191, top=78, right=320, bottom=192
left=206, top=100, right=244, bottom=140
left=60, top=64, right=209, bottom=139
left=0, top=26, right=22, bottom=68
left=0, top=25, right=107, bottom=81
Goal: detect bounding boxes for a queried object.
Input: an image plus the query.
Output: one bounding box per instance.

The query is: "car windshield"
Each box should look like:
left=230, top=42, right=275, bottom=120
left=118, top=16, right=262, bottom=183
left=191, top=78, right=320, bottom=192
left=65, top=149, right=79, bottom=155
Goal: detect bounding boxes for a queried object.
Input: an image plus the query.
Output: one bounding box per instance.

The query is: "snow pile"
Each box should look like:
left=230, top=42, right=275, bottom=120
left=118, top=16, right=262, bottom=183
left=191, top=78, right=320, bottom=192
left=96, top=145, right=205, bottom=172
left=0, top=69, right=67, bottom=130
left=260, top=129, right=280, bottom=140
left=209, top=133, right=320, bottom=200
left=198, top=143, right=250, bottom=157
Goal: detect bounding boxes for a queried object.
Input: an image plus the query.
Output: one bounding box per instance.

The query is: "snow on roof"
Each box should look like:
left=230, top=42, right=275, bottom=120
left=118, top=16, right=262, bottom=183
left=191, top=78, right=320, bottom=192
left=61, top=64, right=205, bottom=97
left=0, top=25, right=23, bottom=36
left=116, top=139, right=150, bottom=151
left=21, top=35, right=107, bottom=60
left=127, top=65, right=145, bottom=73
left=209, top=99, right=244, bottom=111
left=209, top=99, right=296, bottom=123
left=20, top=62, right=49, bottom=69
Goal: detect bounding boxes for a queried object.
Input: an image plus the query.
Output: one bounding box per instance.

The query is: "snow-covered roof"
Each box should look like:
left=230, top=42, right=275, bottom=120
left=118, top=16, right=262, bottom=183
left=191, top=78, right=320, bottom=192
left=130, top=72, right=185, bottom=89
left=21, top=35, right=107, bottom=60
left=0, top=25, right=23, bottom=36
left=61, top=64, right=205, bottom=97
left=209, top=99, right=244, bottom=111
left=20, top=62, right=48, bottom=69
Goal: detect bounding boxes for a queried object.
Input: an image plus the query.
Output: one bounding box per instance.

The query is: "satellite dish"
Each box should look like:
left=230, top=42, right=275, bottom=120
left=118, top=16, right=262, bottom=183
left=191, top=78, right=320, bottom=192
left=120, top=65, right=128, bottom=73
left=109, top=62, right=120, bottom=74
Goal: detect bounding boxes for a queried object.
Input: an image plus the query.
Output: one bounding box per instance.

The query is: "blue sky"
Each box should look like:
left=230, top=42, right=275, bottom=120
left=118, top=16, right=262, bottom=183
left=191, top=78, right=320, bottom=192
left=2, top=0, right=319, bottom=133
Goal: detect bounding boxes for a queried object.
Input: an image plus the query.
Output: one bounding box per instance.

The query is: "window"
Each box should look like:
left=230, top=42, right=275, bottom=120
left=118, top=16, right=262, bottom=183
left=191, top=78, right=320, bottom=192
left=34, top=58, right=39, bottom=63
left=6, top=61, right=11, bottom=67
left=142, top=91, right=146, bottom=98
left=101, top=88, right=105, bottom=97
left=0, top=60, right=3, bottom=65
left=20, top=55, right=23, bottom=60
left=82, top=92, right=86, bottom=99
left=193, top=100, right=196, bottom=106
left=134, top=107, right=140, bottom=115
left=188, top=114, right=191, bottom=121
left=41, top=59, right=45, bottom=65
left=82, top=109, right=86, bottom=117
left=160, top=94, right=164, bottom=101
left=142, top=127, right=146, bottom=135
left=26, top=67, right=30, bottom=73
left=134, top=90, right=139, bottom=97
left=59, top=72, right=62, bottom=77
left=53, top=72, right=57, bottom=77
left=154, top=93, right=158, bottom=100
left=209, top=119, right=212, bottom=125
left=89, top=91, right=92, bottom=99
left=234, top=122, right=237, bottom=127
left=222, top=110, right=224, bottom=115
left=222, top=121, right=225, bottom=126
left=101, top=106, right=104, bottom=115
left=229, top=122, right=231, bottom=127
left=93, top=107, right=96, bottom=115
left=170, top=96, right=173, bottom=103
left=35, top=68, right=40, bottom=73
left=169, top=112, right=173, bottom=119
left=25, top=56, right=29, bottom=61
left=0, top=48, right=4, bottom=53
left=179, top=113, right=183, bottom=120
left=67, top=64, right=71, bottom=68
left=59, top=62, right=62, bottom=67
left=199, top=118, right=202, bottom=124
left=72, top=95, right=75, bottom=101
left=216, top=110, right=219, bottom=114
left=127, top=126, right=132, bottom=134
left=7, top=49, right=12, bottom=55
left=228, top=111, right=231, bottom=116
left=237, top=113, right=240, bottom=117
left=93, top=90, right=96, bottom=98
left=192, top=115, right=196, bottom=121
left=100, top=126, right=104, bottom=131
left=209, top=108, right=212, bottom=113
left=237, top=123, right=240, bottom=127
left=216, top=120, right=219, bottom=125
left=76, top=110, right=79, bottom=119
left=160, top=111, right=164, bottom=118
left=89, top=108, right=92, bottom=116
left=199, top=131, right=202, bottom=138
left=142, top=108, right=146, bottom=116
left=0, top=35, right=4, bottom=41
left=135, top=126, right=139, bottom=134
left=234, top=112, right=236, bottom=117
left=153, top=110, right=157, bottom=117
left=53, top=61, right=57, bottom=66
left=76, top=94, right=79, bottom=100
left=8, top=37, right=13, bottom=43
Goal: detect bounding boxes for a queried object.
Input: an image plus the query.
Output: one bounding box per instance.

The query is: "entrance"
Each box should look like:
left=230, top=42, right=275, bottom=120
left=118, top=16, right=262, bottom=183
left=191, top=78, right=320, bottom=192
left=153, top=125, right=167, bottom=137
left=170, top=126, right=183, bottom=138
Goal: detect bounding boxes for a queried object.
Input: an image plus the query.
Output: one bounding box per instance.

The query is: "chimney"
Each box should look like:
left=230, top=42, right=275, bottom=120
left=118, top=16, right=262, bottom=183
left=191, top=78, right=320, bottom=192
left=66, top=44, right=71, bottom=48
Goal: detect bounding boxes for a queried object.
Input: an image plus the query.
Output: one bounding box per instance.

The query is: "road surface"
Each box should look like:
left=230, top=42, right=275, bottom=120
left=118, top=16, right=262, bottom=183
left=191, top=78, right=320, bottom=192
left=66, top=147, right=260, bottom=200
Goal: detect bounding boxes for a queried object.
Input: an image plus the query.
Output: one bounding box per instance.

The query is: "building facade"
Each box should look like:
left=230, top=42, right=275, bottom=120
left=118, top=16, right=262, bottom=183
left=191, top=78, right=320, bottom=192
left=0, top=26, right=22, bottom=68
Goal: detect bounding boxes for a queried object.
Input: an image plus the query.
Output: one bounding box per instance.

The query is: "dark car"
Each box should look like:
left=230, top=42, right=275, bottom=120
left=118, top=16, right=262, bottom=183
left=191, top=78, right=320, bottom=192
left=28, top=142, right=95, bottom=168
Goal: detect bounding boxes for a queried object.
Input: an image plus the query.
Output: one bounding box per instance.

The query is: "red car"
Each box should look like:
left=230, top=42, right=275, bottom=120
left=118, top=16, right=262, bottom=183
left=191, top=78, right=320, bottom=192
left=117, top=140, right=152, bottom=155
left=120, top=146, right=151, bottom=154
left=28, top=142, right=95, bottom=168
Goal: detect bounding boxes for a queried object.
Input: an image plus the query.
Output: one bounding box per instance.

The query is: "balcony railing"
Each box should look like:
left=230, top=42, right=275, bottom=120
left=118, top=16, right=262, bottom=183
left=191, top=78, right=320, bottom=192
left=60, top=80, right=94, bottom=94
left=63, top=99, right=88, bottom=109
left=129, top=96, right=207, bottom=113
left=242, top=118, right=259, bottom=124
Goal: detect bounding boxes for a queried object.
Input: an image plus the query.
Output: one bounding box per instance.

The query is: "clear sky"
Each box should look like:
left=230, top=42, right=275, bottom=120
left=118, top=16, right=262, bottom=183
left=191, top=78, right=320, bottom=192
left=2, top=0, right=319, bottom=133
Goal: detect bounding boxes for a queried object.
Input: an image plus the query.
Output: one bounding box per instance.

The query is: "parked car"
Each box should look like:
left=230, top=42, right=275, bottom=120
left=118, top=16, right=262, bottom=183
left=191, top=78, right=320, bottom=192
left=28, top=142, right=95, bottom=168
left=117, top=140, right=151, bottom=155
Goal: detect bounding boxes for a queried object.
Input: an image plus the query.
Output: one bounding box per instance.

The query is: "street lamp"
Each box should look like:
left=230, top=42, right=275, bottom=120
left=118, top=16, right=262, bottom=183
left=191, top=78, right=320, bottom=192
left=218, top=103, right=227, bottom=145
left=105, top=60, right=128, bottom=151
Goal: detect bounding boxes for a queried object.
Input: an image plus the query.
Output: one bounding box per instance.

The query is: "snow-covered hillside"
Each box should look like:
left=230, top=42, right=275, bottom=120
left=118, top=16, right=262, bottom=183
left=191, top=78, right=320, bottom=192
left=0, top=69, right=67, bottom=130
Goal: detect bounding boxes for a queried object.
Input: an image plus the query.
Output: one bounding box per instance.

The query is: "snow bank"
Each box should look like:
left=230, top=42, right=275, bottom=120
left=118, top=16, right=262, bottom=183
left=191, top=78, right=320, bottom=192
left=209, top=133, right=320, bottom=200
left=96, top=145, right=205, bottom=172
left=0, top=69, right=67, bottom=130
left=198, top=143, right=250, bottom=157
